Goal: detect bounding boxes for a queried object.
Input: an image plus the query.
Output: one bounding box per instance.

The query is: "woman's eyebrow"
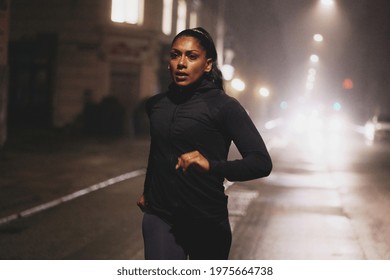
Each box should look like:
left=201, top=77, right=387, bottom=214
left=171, top=48, right=200, bottom=53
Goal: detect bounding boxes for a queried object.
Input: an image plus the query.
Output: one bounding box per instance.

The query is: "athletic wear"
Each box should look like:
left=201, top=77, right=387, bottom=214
left=142, top=213, right=231, bottom=260
left=143, top=78, right=272, bottom=225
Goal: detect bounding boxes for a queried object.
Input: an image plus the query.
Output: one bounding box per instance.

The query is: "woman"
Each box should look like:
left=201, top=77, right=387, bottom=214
left=137, top=27, right=272, bottom=260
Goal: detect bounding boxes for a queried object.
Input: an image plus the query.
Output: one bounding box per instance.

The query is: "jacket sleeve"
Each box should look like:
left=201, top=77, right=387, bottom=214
left=209, top=99, right=272, bottom=181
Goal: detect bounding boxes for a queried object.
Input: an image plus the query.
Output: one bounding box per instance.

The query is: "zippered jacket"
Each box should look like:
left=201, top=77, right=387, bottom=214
left=143, top=78, right=272, bottom=224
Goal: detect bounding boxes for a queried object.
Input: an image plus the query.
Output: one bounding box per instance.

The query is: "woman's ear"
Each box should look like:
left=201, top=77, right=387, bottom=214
left=205, top=58, right=213, bottom=73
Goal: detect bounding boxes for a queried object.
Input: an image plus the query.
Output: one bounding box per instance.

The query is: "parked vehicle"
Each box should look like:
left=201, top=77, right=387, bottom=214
left=364, top=113, right=390, bottom=143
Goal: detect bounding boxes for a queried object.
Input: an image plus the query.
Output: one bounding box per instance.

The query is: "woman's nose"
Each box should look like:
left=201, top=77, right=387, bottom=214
left=178, top=56, right=186, bottom=68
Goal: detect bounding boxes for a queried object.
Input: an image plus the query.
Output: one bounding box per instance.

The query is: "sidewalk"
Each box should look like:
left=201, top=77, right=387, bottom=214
left=0, top=129, right=151, bottom=223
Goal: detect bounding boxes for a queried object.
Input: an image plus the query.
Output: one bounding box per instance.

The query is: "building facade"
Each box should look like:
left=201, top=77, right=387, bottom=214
left=0, top=0, right=9, bottom=147
left=5, top=0, right=219, bottom=139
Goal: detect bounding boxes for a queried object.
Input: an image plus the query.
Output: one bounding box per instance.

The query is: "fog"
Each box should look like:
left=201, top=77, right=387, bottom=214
left=224, top=0, right=390, bottom=122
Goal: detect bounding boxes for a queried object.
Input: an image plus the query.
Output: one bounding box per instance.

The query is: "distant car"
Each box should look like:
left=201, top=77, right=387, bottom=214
left=364, top=113, right=390, bottom=143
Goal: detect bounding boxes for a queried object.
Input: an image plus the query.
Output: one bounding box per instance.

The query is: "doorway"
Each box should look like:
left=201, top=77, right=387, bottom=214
left=8, top=34, right=57, bottom=129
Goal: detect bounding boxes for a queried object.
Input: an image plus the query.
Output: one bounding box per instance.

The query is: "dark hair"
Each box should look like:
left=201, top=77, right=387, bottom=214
left=172, top=27, right=224, bottom=90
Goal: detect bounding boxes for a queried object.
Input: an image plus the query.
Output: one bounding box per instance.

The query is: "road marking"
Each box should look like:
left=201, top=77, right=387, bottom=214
left=0, top=169, right=146, bottom=226
left=0, top=137, right=273, bottom=226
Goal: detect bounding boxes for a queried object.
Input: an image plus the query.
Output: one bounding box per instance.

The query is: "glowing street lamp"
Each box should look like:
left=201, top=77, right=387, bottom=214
left=221, top=64, right=235, bottom=81
left=313, top=33, right=324, bottom=42
left=321, top=0, right=334, bottom=6
left=259, top=87, right=270, bottom=98
left=231, top=78, right=245, bottom=92
left=258, top=87, right=270, bottom=123
left=310, top=54, right=319, bottom=63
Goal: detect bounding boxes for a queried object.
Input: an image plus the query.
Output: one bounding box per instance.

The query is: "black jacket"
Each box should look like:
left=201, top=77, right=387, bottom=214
left=143, top=78, right=272, bottom=224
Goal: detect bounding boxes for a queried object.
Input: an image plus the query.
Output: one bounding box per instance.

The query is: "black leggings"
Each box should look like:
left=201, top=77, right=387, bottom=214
left=142, top=213, right=232, bottom=260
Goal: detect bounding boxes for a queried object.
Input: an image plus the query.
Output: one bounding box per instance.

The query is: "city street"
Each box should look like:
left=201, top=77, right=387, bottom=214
left=1, top=4, right=389, bottom=280
left=0, top=123, right=389, bottom=260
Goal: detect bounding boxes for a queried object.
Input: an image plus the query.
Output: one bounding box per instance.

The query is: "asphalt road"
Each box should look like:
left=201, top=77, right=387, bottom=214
left=0, top=125, right=389, bottom=260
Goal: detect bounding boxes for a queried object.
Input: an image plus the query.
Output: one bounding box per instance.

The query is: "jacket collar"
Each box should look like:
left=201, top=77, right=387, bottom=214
left=168, top=77, right=219, bottom=96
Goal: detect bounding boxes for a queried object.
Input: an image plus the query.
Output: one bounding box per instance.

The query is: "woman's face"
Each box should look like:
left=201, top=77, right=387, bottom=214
left=169, top=36, right=212, bottom=88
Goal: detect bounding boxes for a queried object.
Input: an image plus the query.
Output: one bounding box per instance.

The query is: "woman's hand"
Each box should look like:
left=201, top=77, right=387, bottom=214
left=175, top=150, right=210, bottom=173
left=137, top=194, right=147, bottom=212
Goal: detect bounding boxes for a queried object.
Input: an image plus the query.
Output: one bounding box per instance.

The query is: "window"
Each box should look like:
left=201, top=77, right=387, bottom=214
left=189, top=11, right=197, bottom=28
left=176, top=0, right=187, bottom=33
left=111, top=0, right=144, bottom=25
left=162, top=0, right=173, bottom=35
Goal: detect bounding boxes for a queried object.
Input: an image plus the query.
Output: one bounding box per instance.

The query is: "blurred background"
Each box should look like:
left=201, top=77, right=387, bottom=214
left=0, top=0, right=389, bottom=143
left=0, top=0, right=390, bottom=260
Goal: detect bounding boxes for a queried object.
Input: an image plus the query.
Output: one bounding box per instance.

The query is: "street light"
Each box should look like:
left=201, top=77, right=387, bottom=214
left=258, top=87, right=270, bottom=124
left=305, top=68, right=317, bottom=92
left=221, top=64, right=235, bottom=81
left=320, top=0, right=334, bottom=6
left=310, top=54, right=319, bottom=63
left=313, top=33, right=324, bottom=42
left=231, top=78, right=245, bottom=92
left=259, top=87, right=270, bottom=98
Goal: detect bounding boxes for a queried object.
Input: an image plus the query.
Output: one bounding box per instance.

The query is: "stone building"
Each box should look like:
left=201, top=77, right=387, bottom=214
left=5, top=0, right=220, bottom=139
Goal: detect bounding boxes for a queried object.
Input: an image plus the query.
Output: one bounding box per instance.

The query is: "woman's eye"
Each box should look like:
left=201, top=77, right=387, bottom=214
left=170, top=53, right=179, bottom=59
left=188, top=55, right=198, bottom=60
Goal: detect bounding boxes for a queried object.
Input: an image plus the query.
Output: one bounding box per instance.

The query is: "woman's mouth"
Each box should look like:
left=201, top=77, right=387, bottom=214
left=175, top=72, right=188, bottom=81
